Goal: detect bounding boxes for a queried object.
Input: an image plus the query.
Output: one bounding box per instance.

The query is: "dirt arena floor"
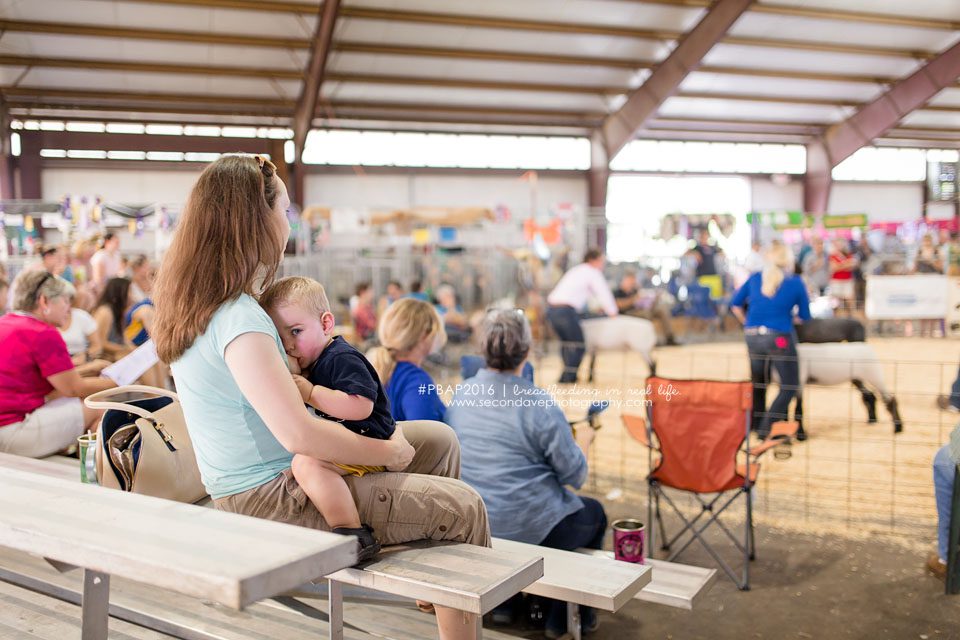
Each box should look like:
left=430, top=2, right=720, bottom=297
left=469, top=336, right=960, bottom=541
left=434, top=336, right=960, bottom=638
left=497, top=500, right=960, bottom=640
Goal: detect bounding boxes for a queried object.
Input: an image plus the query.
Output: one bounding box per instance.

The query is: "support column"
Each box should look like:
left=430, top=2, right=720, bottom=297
left=804, top=140, right=832, bottom=215
left=587, top=131, right=609, bottom=252
left=0, top=100, right=15, bottom=199
left=18, top=131, right=41, bottom=199
left=269, top=138, right=292, bottom=194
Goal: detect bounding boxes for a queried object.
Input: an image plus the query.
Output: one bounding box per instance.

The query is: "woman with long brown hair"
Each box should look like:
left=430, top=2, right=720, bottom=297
left=152, top=155, right=489, bottom=640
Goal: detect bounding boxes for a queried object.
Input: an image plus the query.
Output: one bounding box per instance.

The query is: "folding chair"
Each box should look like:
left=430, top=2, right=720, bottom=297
left=622, top=376, right=797, bottom=590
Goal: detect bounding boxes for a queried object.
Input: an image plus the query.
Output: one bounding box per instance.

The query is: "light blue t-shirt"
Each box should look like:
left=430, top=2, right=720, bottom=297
left=170, top=294, right=293, bottom=499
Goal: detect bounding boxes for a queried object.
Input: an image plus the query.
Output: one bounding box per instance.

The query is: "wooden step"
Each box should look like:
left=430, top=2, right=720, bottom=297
left=0, top=578, right=173, bottom=639
left=0, top=548, right=375, bottom=640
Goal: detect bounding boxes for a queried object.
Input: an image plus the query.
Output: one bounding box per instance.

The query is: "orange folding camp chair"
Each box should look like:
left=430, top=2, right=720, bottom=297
left=622, top=376, right=797, bottom=590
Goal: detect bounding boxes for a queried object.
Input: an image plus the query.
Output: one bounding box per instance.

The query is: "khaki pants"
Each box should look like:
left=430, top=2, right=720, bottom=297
left=213, top=420, right=491, bottom=548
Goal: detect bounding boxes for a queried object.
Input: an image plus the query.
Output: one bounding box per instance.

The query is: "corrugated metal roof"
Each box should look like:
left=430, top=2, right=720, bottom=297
left=0, top=0, right=957, bottom=146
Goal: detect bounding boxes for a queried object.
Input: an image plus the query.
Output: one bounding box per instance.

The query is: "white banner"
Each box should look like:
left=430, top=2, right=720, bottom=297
left=947, top=278, right=960, bottom=337
left=866, top=275, right=948, bottom=319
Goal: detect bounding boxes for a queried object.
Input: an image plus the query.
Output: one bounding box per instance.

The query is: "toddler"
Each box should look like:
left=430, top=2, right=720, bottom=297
left=261, top=276, right=396, bottom=562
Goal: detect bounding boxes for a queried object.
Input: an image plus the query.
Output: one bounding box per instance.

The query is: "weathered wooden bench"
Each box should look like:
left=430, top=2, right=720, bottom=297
left=0, top=547, right=382, bottom=640
left=0, top=453, right=357, bottom=640
left=20, top=454, right=543, bottom=640
left=492, top=538, right=651, bottom=640
left=578, top=549, right=717, bottom=610
left=326, top=540, right=542, bottom=639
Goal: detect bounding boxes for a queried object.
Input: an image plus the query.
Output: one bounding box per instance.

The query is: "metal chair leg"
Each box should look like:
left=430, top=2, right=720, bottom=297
left=654, top=489, right=673, bottom=551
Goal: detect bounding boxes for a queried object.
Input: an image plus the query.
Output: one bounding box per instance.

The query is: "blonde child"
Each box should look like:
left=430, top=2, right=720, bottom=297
left=260, top=277, right=396, bottom=562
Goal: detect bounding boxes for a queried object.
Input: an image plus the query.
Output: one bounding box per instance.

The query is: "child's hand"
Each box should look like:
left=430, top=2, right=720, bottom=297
left=292, top=374, right=314, bottom=403
left=385, top=428, right=415, bottom=471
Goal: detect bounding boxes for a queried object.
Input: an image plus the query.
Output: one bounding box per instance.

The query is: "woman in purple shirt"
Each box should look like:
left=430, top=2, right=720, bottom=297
left=730, top=241, right=811, bottom=439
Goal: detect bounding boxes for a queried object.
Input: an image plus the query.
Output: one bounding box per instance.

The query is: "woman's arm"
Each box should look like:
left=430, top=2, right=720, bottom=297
left=92, top=307, right=127, bottom=356
left=73, top=359, right=111, bottom=378
left=729, top=278, right=749, bottom=324
left=730, top=305, right=746, bottom=324
left=90, top=256, right=105, bottom=288
left=47, top=368, right=116, bottom=398
left=225, top=332, right=412, bottom=466
left=86, top=323, right=104, bottom=360
left=533, top=405, right=588, bottom=488
left=132, top=304, right=155, bottom=336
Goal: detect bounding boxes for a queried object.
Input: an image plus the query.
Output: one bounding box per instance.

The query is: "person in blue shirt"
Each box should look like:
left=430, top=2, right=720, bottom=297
left=446, top=309, right=604, bottom=639
left=404, top=279, right=430, bottom=302
left=368, top=298, right=447, bottom=422
left=730, top=241, right=811, bottom=439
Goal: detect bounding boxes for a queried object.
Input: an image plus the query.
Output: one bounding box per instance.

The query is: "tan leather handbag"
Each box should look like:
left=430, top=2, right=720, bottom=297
left=84, top=385, right=208, bottom=504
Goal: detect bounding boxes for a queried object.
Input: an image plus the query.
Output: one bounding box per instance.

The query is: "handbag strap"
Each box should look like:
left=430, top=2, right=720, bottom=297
left=84, top=385, right=180, bottom=421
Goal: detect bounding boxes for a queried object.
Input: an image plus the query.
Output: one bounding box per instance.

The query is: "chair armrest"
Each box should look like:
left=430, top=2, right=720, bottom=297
left=622, top=414, right=655, bottom=448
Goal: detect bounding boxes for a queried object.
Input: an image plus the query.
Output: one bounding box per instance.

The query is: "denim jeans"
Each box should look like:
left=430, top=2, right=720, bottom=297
left=950, top=365, right=960, bottom=411
left=547, top=305, right=585, bottom=383
left=746, top=331, right=800, bottom=436
left=934, top=444, right=955, bottom=561
left=540, top=496, right=608, bottom=633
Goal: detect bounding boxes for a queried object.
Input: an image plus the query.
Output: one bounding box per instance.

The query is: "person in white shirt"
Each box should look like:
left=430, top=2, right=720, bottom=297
left=546, top=248, right=618, bottom=383
left=744, top=241, right=765, bottom=274
left=89, top=233, right=122, bottom=294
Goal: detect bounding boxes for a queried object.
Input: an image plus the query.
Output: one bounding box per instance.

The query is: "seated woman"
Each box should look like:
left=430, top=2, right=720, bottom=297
left=59, top=294, right=108, bottom=376
left=124, top=281, right=167, bottom=388
left=151, top=155, right=489, bottom=640
left=446, top=309, right=605, bottom=639
left=93, top=277, right=134, bottom=361
left=0, top=270, right=116, bottom=457
left=368, top=298, right=448, bottom=422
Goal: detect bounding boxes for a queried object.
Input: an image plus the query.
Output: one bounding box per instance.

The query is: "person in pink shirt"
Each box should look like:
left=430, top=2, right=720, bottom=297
left=0, top=270, right=116, bottom=457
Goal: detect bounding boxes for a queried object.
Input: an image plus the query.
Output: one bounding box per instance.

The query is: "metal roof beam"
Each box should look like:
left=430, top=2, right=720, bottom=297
left=293, top=0, right=339, bottom=164
left=0, top=54, right=301, bottom=80
left=109, top=0, right=960, bottom=33
left=599, top=0, right=754, bottom=160
left=616, top=0, right=960, bottom=30
left=0, top=19, right=308, bottom=49
left=805, top=38, right=960, bottom=213
left=0, top=19, right=946, bottom=80
left=21, top=130, right=270, bottom=154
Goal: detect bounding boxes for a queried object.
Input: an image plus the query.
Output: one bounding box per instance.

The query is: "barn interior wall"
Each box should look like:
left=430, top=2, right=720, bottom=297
left=39, top=167, right=937, bottom=231
left=303, top=173, right=589, bottom=216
